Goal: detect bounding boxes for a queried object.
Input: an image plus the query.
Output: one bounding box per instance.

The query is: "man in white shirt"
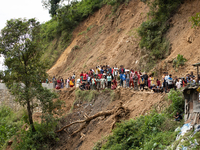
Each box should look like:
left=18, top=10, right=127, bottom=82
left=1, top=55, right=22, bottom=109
left=164, top=72, right=169, bottom=93
left=176, top=79, right=181, bottom=89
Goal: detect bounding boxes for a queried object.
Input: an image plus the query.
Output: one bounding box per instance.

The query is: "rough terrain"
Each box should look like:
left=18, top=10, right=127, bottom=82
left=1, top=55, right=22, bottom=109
left=50, top=88, right=168, bottom=150
left=44, top=0, right=200, bottom=149
left=48, top=0, right=200, bottom=80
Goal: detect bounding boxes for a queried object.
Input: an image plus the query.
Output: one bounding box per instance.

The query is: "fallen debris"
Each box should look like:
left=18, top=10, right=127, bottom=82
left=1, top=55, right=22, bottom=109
left=56, top=102, right=129, bottom=135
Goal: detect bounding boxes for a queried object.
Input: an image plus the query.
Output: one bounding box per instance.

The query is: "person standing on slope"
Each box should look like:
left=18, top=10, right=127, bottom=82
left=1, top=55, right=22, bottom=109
left=133, top=72, right=138, bottom=90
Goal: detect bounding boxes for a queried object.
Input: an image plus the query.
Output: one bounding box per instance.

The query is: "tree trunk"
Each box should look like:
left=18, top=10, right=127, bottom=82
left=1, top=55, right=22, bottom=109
left=27, top=100, right=36, bottom=132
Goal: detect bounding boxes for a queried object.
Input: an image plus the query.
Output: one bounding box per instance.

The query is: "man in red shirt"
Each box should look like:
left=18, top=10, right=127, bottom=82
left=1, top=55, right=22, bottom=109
left=98, top=73, right=102, bottom=79
left=83, top=71, right=87, bottom=81
left=157, top=79, right=161, bottom=88
left=80, top=72, right=83, bottom=81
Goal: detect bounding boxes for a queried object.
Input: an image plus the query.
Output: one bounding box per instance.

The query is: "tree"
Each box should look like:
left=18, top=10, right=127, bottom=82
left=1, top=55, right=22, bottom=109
left=0, top=18, right=58, bottom=132
left=42, top=0, right=62, bottom=16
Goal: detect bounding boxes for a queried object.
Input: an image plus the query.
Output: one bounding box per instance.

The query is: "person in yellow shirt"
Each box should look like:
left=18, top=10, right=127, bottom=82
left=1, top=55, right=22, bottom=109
left=151, top=76, right=154, bottom=87
left=139, top=76, right=145, bottom=91
left=69, top=79, right=74, bottom=87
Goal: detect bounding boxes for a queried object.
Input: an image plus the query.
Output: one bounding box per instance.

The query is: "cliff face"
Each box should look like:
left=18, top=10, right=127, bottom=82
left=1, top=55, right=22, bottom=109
left=47, top=0, right=200, bottom=80
left=45, top=1, right=200, bottom=149
left=47, top=0, right=149, bottom=78
left=161, top=0, right=200, bottom=77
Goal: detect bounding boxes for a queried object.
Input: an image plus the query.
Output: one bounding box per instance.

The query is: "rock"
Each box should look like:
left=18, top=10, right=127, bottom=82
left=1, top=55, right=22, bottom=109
left=140, top=47, right=147, bottom=55
left=167, top=58, right=174, bottom=63
left=187, top=36, right=193, bottom=43
left=141, top=99, right=143, bottom=101
left=8, top=140, right=13, bottom=145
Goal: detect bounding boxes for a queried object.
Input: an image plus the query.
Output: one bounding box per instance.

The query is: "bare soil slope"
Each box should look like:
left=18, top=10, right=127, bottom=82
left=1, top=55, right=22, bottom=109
left=52, top=88, right=168, bottom=150
left=48, top=0, right=200, bottom=80
left=47, top=0, right=149, bottom=78
left=151, top=0, right=200, bottom=78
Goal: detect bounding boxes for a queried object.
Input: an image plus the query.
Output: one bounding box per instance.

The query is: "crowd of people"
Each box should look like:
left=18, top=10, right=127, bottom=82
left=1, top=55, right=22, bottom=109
left=51, top=65, right=200, bottom=93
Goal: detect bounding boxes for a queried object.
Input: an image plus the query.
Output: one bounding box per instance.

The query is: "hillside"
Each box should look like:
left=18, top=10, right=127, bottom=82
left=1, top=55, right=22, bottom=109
left=47, top=0, right=200, bottom=80
left=50, top=88, right=168, bottom=150
left=2, top=0, right=200, bottom=149
left=47, top=0, right=149, bottom=78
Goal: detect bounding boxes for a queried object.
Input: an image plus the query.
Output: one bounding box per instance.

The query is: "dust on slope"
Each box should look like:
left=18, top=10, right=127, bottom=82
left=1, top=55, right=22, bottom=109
left=52, top=88, right=168, bottom=150
left=151, top=0, right=200, bottom=78
left=47, top=0, right=149, bottom=78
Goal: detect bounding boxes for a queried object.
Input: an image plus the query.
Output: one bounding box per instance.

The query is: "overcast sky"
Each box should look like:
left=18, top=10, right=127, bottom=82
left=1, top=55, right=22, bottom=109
left=0, top=0, right=51, bottom=70
left=0, top=0, right=51, bottom=30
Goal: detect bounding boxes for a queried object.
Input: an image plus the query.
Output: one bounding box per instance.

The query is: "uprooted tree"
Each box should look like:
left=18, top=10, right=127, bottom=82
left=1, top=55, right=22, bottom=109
left=0, top=18, right=62, bottom=132
left=56, top=102, right=129, bottom=136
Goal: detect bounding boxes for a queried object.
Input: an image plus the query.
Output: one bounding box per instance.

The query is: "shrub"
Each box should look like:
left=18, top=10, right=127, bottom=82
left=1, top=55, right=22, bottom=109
left=15, top=121, right=58, bottom=150
left=189, top=12, right=200, bottom=28
left=101, top=113, right=179, bottom=150
left=0, top=106, right=25, bottom=149
left=167, top=89, right=184, bottom=116
left=93, top=88, right=185, bottom=150
left=173, top=54, right=187, bottom=69
left=72, top=45, right=80, bottom=51
left=138, top=0, right=183, bottom=70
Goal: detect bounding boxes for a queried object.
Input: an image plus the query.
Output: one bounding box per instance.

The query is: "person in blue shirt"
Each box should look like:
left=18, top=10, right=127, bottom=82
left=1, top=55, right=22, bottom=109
left=100, top=67, right=104, bottom=74
left=168, top=74, right=174, bottom=92
left=122, top=72, right=126, bottom=88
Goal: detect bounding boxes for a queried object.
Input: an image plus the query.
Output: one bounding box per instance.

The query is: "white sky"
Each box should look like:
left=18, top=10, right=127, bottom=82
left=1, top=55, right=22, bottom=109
left=0, top=0, right=51, bottom=30
left=0, top=0, right=51, bottom=70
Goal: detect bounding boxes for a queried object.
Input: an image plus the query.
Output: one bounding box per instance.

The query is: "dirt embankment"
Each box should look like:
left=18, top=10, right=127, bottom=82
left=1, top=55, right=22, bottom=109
left=48, top=0, right=200, bottom=81
left=51, top=88, right=168, bottom=150
left=150, top=0, right=200, bottom=78
left=45, top=0, right=200, bottom=149
left=47, top=0, right=149, bottom=78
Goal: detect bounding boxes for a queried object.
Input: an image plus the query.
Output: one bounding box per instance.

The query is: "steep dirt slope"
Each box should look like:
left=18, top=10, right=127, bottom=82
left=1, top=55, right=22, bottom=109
left=151, top=0, right=200, bottom=78
left=47, top=0, right=149, bottom=78
left=48, top=0, right=200, bottom=80
left=52, top=89, right=168, bottom=150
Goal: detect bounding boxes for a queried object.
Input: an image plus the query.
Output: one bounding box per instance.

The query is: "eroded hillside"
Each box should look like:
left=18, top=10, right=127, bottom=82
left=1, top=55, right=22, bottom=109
left=51, top=88, right=168, bottom=150
left=47, top=0, right=149, bottom=78
left=47, top=0, right=200, bottom=80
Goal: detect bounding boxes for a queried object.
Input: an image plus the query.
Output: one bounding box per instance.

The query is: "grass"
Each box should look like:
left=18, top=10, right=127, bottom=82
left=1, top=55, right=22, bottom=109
left=78, top=30, right=87, bottom=35
left=71, top=88, right=116, bottom=111
left=0, top=105, right=26, bottom=149
left=75, top=89, right=100, bottom=102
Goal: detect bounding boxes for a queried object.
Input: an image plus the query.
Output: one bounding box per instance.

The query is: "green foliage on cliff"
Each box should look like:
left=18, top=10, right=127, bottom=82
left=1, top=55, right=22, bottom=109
left=190, top=12, right=200, bottom=28
left=40, top=0, right=104, bottom=68
left=138, top=0, right=183, bottom=59
left=0, top=106, right=25, bottom=149
left=93, top=90, right=184, bottom=150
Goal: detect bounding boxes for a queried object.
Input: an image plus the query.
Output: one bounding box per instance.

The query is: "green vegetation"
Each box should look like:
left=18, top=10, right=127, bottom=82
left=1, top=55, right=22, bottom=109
left=14, top=120, right=58, bottom=150
left=190, top=12, right=200, bottom=28
left=75, top=89, right=100, bottom=102
left=40, top=0, right=104, bottom=68
left=173, top=54, right=187, bottom=69
left=0, top=18, right=64, bottom=149
left=42, top=0, right=61, bottom=16
left=138, top=0, right=183, bottom=70
left=0, top=105, right=59, bottom=149
left=0, top=106, right=25, bottom=149
left=93, top=89, right=184, bottom=150
left=167, top=89, right=185, bottom=116
left=72, top=45, right=80, bottom=51
left=104, top=0, right=131, bottom=12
